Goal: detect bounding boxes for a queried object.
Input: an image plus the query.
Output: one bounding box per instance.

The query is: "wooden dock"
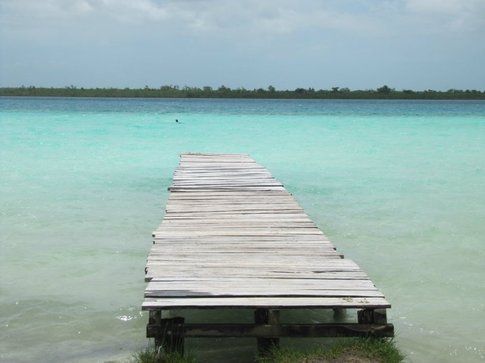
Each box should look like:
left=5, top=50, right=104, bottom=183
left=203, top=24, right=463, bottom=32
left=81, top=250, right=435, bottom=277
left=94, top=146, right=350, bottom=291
left=143, top=153, right=393, bottom=354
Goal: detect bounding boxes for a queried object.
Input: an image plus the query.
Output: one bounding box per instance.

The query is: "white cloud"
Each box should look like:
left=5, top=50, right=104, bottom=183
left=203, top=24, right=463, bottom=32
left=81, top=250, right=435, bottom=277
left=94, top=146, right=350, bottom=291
left=0, top=0, right=381, bottom=35
left=406, top=0, right=469, bottom=14
left=1, top=0, right=484, bottom=44
left=404, top=0, right=485, bottom=31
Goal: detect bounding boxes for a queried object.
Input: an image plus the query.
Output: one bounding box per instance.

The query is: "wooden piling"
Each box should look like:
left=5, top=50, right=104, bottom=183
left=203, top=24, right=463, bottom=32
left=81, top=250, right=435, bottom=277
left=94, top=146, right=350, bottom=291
left=255, top=309, right=280, bottom=354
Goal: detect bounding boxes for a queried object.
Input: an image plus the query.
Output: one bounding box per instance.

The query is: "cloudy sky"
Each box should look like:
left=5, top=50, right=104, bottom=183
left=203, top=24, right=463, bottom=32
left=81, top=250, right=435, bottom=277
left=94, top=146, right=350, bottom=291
left=1, top=0, right=484, bottom=90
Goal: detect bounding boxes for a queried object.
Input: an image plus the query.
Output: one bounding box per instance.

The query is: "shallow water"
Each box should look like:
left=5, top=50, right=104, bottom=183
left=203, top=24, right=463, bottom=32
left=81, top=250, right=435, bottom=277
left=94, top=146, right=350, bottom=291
left=0, top=97, right=484, bottom=362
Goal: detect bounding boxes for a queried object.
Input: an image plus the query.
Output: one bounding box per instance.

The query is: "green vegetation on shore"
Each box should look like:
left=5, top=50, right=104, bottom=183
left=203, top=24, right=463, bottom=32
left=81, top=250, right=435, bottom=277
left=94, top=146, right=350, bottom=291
left=258, top=338, right=404, bottom=363
left=133, top=348, right=195, bottom=363
left=133, top=338, right=403, bottom=363
left=1, top=85, right=485, bottom=100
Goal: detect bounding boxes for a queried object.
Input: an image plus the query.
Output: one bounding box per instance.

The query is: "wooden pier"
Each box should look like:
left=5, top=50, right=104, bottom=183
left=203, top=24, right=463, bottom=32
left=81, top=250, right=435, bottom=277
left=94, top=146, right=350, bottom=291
left=143, top=153, right=393, bottom=354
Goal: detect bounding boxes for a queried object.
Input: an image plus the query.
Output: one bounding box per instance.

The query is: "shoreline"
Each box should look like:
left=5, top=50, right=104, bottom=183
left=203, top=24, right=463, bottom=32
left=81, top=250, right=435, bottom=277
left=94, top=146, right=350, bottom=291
left=2, top=95, right=485, bottom=102
left=1, top=86, right=485, bottom=100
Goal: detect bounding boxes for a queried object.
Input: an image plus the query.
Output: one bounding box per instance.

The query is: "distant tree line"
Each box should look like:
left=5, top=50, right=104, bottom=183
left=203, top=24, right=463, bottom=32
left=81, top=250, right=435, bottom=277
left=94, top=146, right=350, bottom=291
left=1, top=85, right=484, bottom=99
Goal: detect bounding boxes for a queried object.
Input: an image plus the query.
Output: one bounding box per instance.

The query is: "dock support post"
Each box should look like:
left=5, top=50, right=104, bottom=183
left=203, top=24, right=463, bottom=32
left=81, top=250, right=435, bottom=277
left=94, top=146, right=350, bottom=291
left=358, top=309, right=387, bottom=324
left=333, top=308, right=346, bottom=321
left=148, top=310, right=163, bottom=348
left=148, top=313, right=185, bottom=355
left=163, top=317, right=185, bottom=355
left=254, top=309, right=280, bottom=355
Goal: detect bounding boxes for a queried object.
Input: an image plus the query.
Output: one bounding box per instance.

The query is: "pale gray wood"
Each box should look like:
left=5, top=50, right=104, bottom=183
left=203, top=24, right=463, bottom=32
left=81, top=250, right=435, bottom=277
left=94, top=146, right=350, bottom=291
left=143, top=153, right=390, bottom=311
left=142, top=297, right=391, bottom=309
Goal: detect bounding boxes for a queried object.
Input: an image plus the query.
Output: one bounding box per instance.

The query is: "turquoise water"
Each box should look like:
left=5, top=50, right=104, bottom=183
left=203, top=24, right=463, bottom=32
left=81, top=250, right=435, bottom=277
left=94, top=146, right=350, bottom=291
left=1, top=97, right=484, bottom=362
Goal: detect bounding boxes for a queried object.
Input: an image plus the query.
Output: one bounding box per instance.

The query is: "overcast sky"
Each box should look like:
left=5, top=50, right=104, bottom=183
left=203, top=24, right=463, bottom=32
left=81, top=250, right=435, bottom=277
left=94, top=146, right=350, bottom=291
left=1, top=0, right=484, bottom=90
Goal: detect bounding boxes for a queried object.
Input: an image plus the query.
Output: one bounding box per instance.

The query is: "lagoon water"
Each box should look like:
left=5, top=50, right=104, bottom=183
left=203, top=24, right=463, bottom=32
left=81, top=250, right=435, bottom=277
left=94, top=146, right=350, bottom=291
left=0, top=97, right=484, bottom=362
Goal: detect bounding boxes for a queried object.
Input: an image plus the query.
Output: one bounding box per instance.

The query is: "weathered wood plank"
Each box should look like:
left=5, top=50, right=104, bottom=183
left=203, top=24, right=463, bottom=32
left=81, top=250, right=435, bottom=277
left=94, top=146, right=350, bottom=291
left=142, top=297, right=391, bottom=309
left=147, top=322, right=394, bottom=338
